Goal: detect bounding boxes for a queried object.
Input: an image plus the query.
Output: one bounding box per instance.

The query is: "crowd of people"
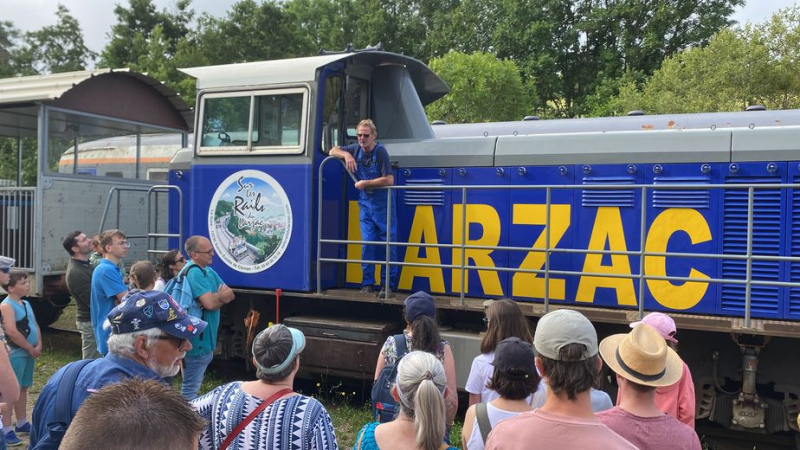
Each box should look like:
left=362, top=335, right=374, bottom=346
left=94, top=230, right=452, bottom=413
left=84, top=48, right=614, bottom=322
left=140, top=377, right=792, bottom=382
left=0, top=222, right=701, bottom=449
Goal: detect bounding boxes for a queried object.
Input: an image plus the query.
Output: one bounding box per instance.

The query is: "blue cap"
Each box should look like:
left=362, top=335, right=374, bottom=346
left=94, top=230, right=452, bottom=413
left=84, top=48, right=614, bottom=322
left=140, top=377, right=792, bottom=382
left=108, top=290, right=207, bottom=340
left=404, top=291, right=436, bottom=322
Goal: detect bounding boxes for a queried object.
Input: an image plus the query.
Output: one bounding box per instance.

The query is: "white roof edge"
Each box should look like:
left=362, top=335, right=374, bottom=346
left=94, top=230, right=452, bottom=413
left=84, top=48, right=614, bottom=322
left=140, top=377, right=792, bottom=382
left=180, top=54, right=350, bottom=90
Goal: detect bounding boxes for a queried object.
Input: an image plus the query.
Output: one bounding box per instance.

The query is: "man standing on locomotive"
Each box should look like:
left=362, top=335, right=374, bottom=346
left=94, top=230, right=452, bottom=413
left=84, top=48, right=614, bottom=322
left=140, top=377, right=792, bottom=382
left=329, top=119, right=398, bottom=299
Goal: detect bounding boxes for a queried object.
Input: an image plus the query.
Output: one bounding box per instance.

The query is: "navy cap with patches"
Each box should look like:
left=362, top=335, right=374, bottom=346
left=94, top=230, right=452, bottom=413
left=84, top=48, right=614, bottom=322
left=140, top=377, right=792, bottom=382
left=108, top=289, right=207, bottom=340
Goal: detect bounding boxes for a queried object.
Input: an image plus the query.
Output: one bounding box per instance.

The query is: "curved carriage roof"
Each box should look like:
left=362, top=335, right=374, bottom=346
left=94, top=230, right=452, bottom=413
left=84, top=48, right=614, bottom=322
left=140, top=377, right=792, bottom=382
left=0, top=68, right=193, bottom=138
left=180, top=51, right=449, bottom=106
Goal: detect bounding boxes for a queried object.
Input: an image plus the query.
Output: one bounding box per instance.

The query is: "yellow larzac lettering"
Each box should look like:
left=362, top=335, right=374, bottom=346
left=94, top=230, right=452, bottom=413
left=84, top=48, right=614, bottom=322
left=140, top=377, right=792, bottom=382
left=452, top=204, right=503, bottom=295
left=576, top=207, right=636, bottom=305
left=645, top=208, right=711, bottom=310
left=399, top=206, right=445, bottom=293
left=345, top=201, right=380, bottom=284
left=511, top=204, right=570, bottom=299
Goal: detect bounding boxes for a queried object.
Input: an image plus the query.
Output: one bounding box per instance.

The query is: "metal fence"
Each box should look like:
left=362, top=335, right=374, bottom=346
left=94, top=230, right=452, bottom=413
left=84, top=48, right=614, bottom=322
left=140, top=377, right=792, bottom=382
left=316, top=157, right=800, bottom=327
left=0, top=188, right=36, bottom=270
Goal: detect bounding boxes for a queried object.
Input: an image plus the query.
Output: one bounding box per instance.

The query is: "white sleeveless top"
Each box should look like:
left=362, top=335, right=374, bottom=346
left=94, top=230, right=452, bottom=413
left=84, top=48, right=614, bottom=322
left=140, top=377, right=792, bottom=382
left=466, top=402, right=525, bottom=450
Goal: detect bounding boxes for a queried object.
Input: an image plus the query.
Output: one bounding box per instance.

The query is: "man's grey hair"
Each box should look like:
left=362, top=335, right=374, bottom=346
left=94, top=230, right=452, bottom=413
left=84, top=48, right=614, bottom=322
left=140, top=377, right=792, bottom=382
left=107, top=328, right=162, bottom=357
left=184, top=236, right=205, bottom=255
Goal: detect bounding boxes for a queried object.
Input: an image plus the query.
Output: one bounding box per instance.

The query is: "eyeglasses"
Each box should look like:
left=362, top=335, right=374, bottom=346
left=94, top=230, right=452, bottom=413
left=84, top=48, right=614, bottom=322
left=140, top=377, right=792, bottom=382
left=357, top=133, right=372, bottom=138
left=482, top=317, right=489, bottom=325
left=154, top=335, right=188, bottom=349
left=194, top=249, right=214, bottom=255
left=111, top=241, right=130, bottom=247
left=173, top=256, right=185, bottom=264
left=0, top=267, right=9, bottom=274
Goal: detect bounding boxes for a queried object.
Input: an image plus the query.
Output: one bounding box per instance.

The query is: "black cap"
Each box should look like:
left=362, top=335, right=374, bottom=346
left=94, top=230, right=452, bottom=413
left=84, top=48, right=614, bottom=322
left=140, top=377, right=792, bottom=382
left=494, top=337, right=536, bottom=377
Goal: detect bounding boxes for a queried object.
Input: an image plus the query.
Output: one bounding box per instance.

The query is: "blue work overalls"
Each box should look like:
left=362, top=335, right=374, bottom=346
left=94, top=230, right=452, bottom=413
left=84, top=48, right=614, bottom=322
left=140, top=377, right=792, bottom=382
left=355, top=144, right=398, bottom=289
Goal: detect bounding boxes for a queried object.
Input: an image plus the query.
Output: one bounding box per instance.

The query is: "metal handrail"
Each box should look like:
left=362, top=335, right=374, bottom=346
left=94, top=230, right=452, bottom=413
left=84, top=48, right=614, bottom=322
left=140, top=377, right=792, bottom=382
left=146, top=185, right=183, bottom=257
left=317, top=165, right=799, bottom=328
left=98, top=186, right=153, bottom=235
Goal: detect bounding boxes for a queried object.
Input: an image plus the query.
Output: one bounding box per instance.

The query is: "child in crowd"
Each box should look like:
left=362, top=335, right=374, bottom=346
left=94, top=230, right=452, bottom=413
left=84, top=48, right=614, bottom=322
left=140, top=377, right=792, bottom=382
left=130, top=261, right=157, bottom=291
left=466, top=299, right=533, bottom=406
left=0, top=272, right=41, bottom=446
left=89, top=234, right=102, bottom=268
left=462, top=337, right=539, bottom=450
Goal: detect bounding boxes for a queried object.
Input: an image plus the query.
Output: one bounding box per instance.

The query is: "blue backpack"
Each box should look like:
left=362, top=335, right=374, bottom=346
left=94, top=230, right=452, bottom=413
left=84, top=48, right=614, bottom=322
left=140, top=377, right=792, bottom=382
left=371, top=333, right=408, bottom=423
left=29, top=359, right=92, bottom=450
left=163, top=264, right=203, bottom=319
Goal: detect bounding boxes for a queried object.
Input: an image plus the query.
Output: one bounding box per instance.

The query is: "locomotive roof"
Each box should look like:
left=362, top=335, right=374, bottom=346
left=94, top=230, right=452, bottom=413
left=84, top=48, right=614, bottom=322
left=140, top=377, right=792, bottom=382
left=180, top=51, right=449, bottom=105
left=432, top=109, right=800, bottom=137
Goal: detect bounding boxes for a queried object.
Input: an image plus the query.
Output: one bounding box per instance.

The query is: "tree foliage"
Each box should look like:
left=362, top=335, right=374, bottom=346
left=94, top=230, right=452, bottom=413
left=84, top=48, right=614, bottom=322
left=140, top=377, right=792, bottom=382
left=14, top=4, right=96, bottom=75
left=0, top=0, right=769, bottom=121
left=425, top=52, right=532, bottom=123
left=0, top=22, right=19, bottom=78
left=100, top=0, right=193, bottom=68
left=191, top=0, right=315, bottom=65
left=607, top=7, right=800, bottom=114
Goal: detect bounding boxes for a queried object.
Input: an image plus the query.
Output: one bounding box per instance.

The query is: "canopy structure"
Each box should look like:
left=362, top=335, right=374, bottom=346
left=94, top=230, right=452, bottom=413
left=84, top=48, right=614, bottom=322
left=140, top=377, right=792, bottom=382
left=0, top=68, right=193, bottom=138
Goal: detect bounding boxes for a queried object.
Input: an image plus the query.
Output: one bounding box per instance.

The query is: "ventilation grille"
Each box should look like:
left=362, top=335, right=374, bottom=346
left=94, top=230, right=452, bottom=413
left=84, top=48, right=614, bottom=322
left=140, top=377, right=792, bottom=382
left=652, top=176, right=711, bottom=209
left=788, top=175, right=800, bottom=316
left=582, top=176, right=635, bottom=207
left=402, top=179, right=445, bottom=206
left=720, top=177, right=782, bottom=316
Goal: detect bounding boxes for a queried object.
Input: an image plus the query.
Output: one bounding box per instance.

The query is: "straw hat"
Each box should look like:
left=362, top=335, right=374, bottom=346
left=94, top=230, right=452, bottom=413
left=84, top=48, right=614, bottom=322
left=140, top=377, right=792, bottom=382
left=599, top=323, right=683, bottom=387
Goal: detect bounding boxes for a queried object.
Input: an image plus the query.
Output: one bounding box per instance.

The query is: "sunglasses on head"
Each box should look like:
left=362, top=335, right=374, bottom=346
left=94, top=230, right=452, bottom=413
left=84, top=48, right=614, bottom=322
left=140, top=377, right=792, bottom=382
left=173, top=256, right=185, bottom=264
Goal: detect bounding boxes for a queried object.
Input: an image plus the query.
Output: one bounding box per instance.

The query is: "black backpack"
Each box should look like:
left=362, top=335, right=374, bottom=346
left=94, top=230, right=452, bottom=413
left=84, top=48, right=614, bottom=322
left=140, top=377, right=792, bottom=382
left=371, top=333, right=409, bottom=423
left=29, top=359, right=92, bottom=450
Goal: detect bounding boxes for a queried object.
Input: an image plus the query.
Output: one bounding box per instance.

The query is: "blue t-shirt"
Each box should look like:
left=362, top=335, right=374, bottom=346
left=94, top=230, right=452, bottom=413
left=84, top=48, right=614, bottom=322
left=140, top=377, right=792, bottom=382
left=354, top=422, right=456, bottom=450
left=341, top=142, right=393, bottom=208
left=1, top=298, right=38, bottom=359
left=29, top=354, right=162, bottom=448
left=341, top=142, right=392, bottom=178
left=181, top=261, right=224, bottom=357
left=90, top=259, right=127, bottom=355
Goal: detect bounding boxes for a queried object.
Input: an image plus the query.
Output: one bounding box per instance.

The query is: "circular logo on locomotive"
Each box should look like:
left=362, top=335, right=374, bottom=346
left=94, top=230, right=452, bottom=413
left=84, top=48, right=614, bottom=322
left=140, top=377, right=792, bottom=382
left=208, top=170, right=293, bottom=273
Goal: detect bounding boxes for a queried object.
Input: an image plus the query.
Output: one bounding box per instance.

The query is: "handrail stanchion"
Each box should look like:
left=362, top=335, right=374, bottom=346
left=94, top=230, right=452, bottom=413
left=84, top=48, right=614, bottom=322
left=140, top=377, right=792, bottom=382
left=385, top=186, right=392, bottom=299
left=460, top=187, right=467, bottom=305
left=99, top=187, right=118, bottom=234
left=744, top=187, right=755, bottom=329
left=145, top=185, right=184, bottom=257
left=317, top=156, right=360, bottom=295
left=638, top=186, right=648, bottom=320
left=544, top=187, right=552, bottom=313
left=317, top=158, right=325, bottom=294
left=116, top=187, right=122, bottom=228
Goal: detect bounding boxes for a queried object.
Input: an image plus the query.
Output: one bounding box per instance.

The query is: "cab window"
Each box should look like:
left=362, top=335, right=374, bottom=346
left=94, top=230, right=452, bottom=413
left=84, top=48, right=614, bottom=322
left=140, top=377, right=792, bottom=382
left=198, top=88, right=307, bottom=155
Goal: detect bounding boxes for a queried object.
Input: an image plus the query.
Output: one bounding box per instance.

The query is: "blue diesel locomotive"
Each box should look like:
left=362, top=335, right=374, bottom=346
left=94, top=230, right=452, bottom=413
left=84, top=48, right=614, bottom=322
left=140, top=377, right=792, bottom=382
left=168, top=50, right=800, bottom=443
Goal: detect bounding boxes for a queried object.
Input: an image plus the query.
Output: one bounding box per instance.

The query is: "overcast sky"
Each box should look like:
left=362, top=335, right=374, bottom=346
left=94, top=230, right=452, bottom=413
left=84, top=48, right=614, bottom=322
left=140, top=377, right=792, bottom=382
left=4, top=0, right=800, bottom=56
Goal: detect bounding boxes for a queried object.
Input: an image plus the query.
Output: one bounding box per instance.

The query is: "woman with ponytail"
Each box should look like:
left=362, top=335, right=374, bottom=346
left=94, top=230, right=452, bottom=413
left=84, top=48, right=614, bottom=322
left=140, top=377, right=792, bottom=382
left=373, top=292, right=458, bottom=428
left=356, top=351, right=456, bottom=450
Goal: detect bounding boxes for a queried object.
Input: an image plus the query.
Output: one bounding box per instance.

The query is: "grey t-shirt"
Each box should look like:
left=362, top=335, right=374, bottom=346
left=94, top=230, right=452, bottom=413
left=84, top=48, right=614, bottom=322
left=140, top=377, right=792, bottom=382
left=66, top=258, right=93, bottom=322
